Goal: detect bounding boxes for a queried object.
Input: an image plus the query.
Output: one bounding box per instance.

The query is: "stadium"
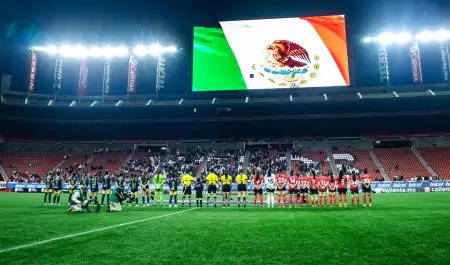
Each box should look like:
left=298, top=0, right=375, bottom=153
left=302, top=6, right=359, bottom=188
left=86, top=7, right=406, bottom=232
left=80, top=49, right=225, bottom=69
left=1, top=1, right=450, bottom=264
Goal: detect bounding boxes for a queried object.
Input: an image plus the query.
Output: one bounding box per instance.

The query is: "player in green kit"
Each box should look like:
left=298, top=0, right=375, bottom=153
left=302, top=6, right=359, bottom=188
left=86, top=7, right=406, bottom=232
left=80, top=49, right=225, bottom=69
left=153, top=169, right=166, bottom=207
left=107, top=186, right=127, bottom=212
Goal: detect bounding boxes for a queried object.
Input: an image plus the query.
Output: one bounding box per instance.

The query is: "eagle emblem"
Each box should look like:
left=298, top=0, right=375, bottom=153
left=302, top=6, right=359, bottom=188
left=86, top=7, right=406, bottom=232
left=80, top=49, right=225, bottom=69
left=251, top=40, right=320, bottom=87
left=265, top=40, right=311, bottom=68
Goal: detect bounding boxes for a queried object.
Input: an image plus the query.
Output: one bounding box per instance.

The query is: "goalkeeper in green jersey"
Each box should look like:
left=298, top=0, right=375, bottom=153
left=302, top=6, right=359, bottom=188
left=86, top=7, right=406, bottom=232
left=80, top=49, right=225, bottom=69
left=153, top=169, right=166, bottom=207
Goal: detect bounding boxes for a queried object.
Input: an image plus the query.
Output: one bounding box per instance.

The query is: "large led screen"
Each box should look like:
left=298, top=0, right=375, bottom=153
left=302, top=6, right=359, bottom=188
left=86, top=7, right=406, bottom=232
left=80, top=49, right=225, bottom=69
left=193, top=15, right=350, bottom=91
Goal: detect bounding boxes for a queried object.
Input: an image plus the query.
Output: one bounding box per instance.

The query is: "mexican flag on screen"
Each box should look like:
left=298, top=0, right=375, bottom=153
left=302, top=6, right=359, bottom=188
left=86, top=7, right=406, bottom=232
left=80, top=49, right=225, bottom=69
left=193, top=16, right=350, bottom=91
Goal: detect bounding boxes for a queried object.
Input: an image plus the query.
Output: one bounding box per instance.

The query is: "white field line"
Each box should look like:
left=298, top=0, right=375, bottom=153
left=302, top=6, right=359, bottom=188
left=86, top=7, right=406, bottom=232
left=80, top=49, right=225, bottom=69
left=0, top=208, right=197, bottom=254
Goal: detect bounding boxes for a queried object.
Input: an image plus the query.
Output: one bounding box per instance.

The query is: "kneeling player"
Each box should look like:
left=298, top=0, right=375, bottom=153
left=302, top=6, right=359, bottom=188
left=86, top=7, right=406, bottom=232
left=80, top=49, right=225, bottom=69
left=337, top=170, right=348, bottom=207
left=287, top=170, right=298, bottom=208
left=328, top=173, right=337, bottom=207
left=309, top=172, right=319, bottom=207
left=360, top=169, right=373, bottom=207
left=236, top=169, right=248, bottom=208
left=194, top=178, right=204, bottom=207
left=108, top=187, right=127, bottom=212
left=349, top=171, right=360, bottom=207
left=253, top=171, right=264, bottom=207
left=68, top=185, right=88, bottom=212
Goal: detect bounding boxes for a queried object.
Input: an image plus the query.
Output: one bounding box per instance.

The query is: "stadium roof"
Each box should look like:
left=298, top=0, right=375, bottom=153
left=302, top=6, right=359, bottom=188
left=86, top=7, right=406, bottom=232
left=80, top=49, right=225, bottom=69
left=2, top=83, right=450, bottom=108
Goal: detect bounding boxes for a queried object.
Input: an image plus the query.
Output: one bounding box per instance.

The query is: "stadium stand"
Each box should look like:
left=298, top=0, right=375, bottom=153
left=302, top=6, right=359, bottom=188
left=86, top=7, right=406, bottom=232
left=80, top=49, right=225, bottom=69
left=206, top=149, right=244, bottom=176
left=61, top=152, right=90, bottom=173
left=0, top=152, right=62, bottom=177
left=373, top=148, right=429, bottom=180
left=332, top=149, right=384, bottom=181
left=88, top=151, right=130, bottom=175
left=291, top=150, right=332, bottom=174
left=417, top=147, right=450, bottom=180
left=248, top=148, right=288, bottom=174
left=121, top=152, right=161, bottom=174
left=167, top=147, right=205, bottom=176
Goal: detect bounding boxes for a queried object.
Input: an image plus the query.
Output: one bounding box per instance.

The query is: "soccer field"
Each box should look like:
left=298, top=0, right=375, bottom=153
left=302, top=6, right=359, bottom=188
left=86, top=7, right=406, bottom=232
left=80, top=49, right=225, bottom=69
left=0, top=193, right=449, bottom=265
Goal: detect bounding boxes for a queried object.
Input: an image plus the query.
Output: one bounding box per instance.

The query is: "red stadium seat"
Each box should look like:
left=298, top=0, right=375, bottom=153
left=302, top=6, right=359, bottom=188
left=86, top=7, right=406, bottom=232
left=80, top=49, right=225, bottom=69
left=332, top=149, right=383, bottom=180
left=417, top=147, right=450, bottom=180
left=0, top=152, right=63, bottom=177
left=374, top=148, right=429, bottom=180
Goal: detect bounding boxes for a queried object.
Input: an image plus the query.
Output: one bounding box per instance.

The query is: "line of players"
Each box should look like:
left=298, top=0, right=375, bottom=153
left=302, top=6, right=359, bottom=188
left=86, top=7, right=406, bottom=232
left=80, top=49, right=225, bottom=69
left=42, top=167, right=373, bottom=209
left=43, top=169, right=168, bottom=207
left=201, top=168, right=373, bottom=208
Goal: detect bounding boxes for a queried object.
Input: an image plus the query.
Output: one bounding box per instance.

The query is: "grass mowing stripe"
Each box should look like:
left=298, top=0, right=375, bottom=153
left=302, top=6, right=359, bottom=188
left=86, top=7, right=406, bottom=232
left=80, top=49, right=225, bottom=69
left=0, top=207, right=197, bottom=254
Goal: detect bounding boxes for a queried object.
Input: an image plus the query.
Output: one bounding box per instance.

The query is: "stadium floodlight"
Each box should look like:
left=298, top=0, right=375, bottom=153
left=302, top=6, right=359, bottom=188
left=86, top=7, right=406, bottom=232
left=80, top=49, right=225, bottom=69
left=416, top=29, right=450, bottom=42
left=69, top=101, right=76, bottom=107
left=24, top=98, right=28, bottom=105
left=362, top=37, right=373, bottom=44
left=178, top=99, right=184, bottom=105
left=426, top=89, right=436, bottom=96
left=323, top=94, right=328, bottom=100
left=33, top=45, right=58, bottom=54
left=90, top=100, right=99, bottom=107
left=113, top=46, right=129, bottom=57
left=212, top=98, right=216, bottom=104
left=58, top=45, right=88, bottom=58
left=378, top=32, right=395, bottom=45
left=165, top=46, right=177, bottom=53
left=357, top=92, right=362, bottom=99
left=289, top=95, right=293, bottom=102
left=435, top=29, right=450, bottom=41
left=48, top=100, right=54, bottom=106
left=245, top=97, right=249, bottom=103
left=392, top=91, right=399, bottom=98
left=88, top=47, right=104, bottom=57
left=115, top=100, right=124, bottom=107
left=415, top=30, right=434, bottom=42
left=396, top=32, right=413, bottom=44
left=133, top=45, right=148, bottom=57
left=149, top=44, right=163, bottom=56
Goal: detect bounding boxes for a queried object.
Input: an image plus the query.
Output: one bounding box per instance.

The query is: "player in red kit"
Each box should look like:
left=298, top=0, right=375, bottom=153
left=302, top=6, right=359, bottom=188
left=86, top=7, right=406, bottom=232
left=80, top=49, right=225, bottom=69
left=253, top=170, right=264, bottom=207
left=317, top=173, right=329, bottom=207
left=287, top=170, right=298, bottom=208
left=276, top=169, right=287, bottom=208
left=337, top=170, right=348, bottom=207
left=349, top=171, right=361, bottom=207
left=298, top=173, right=309, bottom=207
left=309, top=171, right=319, bottom=207
left=328, top=173, right=337, bottom=207
left=360, top=168, right=373, bottom=207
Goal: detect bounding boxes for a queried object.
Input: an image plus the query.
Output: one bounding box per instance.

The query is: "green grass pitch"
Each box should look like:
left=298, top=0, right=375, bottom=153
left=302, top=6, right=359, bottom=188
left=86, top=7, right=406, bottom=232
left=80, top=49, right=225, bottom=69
left=0, top=192, right=449, bottom=265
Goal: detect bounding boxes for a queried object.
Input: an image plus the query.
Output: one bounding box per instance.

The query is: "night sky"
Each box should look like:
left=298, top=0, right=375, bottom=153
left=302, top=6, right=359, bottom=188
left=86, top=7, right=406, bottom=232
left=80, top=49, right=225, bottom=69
left=1, top=0, right=449, bottom=95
